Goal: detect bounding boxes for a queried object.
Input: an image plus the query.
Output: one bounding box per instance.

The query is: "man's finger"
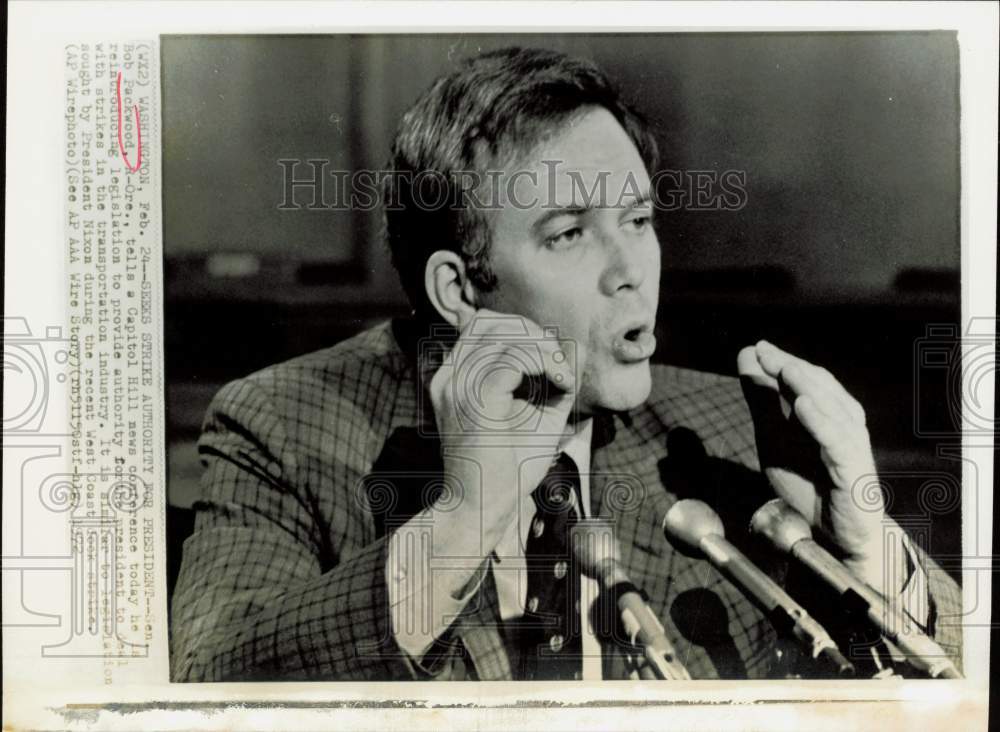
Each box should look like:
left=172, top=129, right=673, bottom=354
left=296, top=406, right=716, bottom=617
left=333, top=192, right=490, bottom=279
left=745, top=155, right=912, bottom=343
left=778, top=360, right=857, bottom=426
left=532, top=334, right=578, bottom=394
left=453, top=313, right=577, bottom=399
left=754, top=339, right=794, bottom=377
left=757, top=340, right=863, bottom=426
left=762, top=337, right=865, bottom=424
left=737, top=344, right=779, bottom=391
left=793, top=394, right=865, bottom=465
left=809, top=365, right=867, bottom=425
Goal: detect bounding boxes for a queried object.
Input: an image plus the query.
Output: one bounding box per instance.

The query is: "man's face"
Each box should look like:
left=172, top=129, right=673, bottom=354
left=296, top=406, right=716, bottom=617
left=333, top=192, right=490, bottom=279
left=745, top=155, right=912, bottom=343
left=478, top=107, right=661, bottom=415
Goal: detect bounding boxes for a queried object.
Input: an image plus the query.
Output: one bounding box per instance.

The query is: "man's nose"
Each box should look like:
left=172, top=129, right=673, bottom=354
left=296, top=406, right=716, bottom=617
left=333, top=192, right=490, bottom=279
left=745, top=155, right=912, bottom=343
left=599, top=228, right=647, bottom=295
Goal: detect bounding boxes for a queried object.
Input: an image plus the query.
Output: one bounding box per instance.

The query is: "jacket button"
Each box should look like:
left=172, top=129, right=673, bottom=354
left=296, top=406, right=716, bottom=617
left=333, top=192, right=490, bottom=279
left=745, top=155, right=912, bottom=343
left=549, top=634, right=565, bottom=652
left=553, top=561, right=567, bottom=579
left=531, top=518, right=545, bottom=538
left=527, top=596, right=539, bottom=613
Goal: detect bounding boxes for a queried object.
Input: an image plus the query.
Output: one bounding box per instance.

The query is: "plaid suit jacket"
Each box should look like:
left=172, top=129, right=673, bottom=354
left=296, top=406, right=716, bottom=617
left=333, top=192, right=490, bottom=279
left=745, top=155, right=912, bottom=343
left=170, top=318, right=963, bottom=682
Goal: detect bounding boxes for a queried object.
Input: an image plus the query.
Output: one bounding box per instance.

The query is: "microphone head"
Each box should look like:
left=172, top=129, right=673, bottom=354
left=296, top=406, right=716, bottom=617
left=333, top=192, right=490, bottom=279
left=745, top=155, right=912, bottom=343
left=749, top=499, right=812, bottom=554
left=662, top=499, right=725, bottom=553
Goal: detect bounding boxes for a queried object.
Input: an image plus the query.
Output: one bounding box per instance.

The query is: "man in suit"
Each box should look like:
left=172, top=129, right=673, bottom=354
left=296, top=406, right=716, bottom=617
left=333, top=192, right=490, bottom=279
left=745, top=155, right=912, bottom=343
left=170, top=47, right=962, bottom=682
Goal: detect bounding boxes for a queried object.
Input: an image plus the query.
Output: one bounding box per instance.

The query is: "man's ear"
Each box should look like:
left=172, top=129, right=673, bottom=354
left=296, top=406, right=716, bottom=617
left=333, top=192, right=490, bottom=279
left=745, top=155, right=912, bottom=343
left=424, top=250, right=478, bottom=330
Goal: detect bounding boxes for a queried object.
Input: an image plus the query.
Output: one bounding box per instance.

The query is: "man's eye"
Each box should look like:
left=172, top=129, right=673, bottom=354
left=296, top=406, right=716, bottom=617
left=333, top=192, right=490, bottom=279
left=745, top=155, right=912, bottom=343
left=626, top=215, right=651, bottom=232
left=546, top=227, right=584, bottom=249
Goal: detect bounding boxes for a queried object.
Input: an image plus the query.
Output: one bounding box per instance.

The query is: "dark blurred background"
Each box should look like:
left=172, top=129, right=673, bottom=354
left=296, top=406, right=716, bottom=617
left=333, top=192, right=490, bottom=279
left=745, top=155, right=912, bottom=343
left=162, top=33, right=963, bottom=594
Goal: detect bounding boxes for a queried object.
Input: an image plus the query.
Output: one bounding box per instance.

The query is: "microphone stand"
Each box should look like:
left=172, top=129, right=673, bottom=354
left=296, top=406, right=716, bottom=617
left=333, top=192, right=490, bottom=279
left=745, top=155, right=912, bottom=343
left=573, top=522, right=691, bottom=680
left=609, top=579, right=691, bottom=680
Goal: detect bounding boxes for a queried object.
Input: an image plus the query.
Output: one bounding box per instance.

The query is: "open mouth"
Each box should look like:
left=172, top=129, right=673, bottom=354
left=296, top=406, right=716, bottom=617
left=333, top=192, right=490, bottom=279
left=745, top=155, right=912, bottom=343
left=612, top=324, right=656, bottom=363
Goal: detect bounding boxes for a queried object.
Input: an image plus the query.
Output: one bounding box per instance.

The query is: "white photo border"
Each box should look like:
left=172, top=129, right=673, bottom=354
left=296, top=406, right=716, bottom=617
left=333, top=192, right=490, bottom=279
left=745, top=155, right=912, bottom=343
left=4, top=2, right=996, bottom=730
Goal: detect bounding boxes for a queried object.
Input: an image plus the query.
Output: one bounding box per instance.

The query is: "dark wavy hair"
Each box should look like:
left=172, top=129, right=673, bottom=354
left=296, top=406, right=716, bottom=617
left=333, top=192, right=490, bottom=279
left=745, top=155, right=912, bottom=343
left=383, top=47, right=659, bottom=320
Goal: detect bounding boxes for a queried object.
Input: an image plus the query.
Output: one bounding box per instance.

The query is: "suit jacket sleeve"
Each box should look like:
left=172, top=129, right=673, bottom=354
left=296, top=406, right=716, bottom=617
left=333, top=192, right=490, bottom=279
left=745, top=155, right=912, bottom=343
left=170, top=376, right=414, bottom=682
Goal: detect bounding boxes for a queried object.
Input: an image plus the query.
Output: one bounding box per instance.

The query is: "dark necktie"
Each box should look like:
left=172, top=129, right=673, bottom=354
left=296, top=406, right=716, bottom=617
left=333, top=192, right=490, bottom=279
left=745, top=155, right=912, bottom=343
left=511, top=452, right=584, bottom=680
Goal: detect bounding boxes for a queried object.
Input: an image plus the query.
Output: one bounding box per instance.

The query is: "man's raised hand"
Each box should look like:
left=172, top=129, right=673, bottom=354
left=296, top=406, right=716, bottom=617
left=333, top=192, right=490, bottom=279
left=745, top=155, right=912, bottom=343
left=428, top=309, right=579, bottom=553
left=737, top=340, right=903, bottom=590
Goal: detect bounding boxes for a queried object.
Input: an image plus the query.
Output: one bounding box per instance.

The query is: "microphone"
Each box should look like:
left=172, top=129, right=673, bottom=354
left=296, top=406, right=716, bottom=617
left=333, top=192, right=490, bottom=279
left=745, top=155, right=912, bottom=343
left=663, top=499, right=855, bottom=677
left=572, top=522, right=691, bottom=680
left=750, top=498, right=962, bottom=679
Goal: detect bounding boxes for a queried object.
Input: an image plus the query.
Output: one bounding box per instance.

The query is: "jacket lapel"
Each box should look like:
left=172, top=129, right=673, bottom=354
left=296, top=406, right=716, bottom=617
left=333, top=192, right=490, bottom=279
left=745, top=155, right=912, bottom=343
left=590, top=412, right=673, bottom=557
left=589, top=411, right=695, bottom=679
